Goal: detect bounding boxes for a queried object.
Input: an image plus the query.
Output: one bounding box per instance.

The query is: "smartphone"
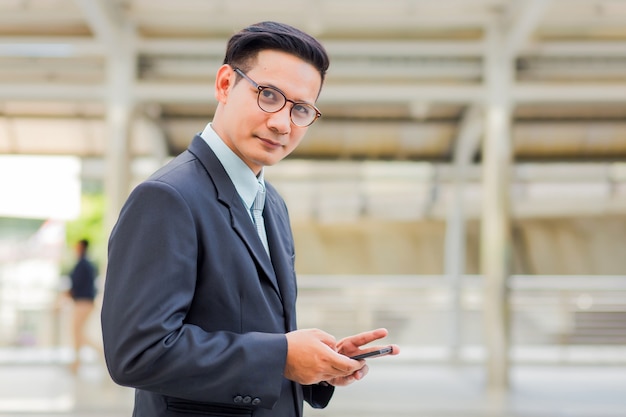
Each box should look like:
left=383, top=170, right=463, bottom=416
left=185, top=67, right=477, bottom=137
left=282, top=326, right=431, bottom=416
left=349, top=346, right=393, bottom=360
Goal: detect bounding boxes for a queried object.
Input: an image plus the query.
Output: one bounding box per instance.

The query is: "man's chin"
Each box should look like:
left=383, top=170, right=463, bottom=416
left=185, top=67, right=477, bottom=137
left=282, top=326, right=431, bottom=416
left=257, top=151, right=289, bottom=167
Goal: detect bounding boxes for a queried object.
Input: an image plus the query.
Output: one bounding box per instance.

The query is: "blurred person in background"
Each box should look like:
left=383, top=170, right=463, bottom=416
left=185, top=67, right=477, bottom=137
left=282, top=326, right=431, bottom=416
left=67, top=238, right=97, bottom=373
left=101, top=21, right=398, bottom=417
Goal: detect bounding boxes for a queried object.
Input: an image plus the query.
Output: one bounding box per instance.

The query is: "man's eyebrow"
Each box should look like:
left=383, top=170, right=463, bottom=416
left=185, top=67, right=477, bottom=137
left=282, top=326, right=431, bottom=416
left=262, top=81, right=316, bottom=105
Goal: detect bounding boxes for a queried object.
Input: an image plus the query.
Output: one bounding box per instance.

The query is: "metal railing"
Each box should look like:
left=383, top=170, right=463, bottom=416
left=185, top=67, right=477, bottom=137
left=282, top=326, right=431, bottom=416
left=1, top=273, right=625, bottom=364
left=296, top=274, right=626, bottom=364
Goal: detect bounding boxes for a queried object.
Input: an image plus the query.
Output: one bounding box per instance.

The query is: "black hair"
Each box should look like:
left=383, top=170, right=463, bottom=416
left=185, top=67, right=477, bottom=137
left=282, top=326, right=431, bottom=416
left=223, top=21, right=330, bottom=85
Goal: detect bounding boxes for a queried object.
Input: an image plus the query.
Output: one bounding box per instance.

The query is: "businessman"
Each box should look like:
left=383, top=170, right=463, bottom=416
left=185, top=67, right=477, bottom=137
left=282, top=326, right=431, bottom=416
left=101, top=21, right=398, bottom=417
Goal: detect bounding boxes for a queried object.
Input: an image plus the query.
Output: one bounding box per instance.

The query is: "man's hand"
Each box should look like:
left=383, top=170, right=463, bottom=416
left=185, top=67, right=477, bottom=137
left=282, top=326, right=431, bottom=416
left=336, top=328, right=400, bottom=358
left=284, top=328, right=365, bottom=385
left=284, top=327, right=400, bottom=387
left=327, top=328, right=400, bottom=387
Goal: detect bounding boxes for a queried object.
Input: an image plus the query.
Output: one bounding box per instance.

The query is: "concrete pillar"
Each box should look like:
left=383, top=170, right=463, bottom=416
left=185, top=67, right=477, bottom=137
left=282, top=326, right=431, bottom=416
left=104, top=25, right=136, bottom=235
left=481, top=22, right=514, bottom=389
left=444, top=179, right=465, bottom=361
left=445, top=105, right=483, bottom=361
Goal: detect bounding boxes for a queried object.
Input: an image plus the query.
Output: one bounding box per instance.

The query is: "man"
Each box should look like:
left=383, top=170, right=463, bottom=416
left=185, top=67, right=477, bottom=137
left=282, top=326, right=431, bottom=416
left=68, top=238, right=97, bottom=373
left=101, top=21, right=398, bottom=417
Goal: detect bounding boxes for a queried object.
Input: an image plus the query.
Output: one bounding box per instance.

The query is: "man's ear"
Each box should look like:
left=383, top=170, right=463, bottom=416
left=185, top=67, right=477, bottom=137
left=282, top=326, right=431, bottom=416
left=215, top=64, right=234, bottom=103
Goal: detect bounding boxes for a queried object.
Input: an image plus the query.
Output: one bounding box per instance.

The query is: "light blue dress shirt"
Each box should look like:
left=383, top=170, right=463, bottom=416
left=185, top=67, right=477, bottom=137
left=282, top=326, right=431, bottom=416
left=199, top=123, right=265, bottom=222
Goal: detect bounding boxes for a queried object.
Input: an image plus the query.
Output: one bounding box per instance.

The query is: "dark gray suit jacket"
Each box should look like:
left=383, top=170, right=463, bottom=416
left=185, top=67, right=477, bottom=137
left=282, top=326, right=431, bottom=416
left=101, top=135, right=333, bottom=417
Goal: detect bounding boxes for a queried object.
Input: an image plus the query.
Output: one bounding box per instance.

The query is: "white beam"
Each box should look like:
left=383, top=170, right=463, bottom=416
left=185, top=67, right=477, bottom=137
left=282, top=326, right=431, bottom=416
left=103, top=26, right=136, bottom=234
left=0, top=10, right=84, bottom=25
left=133, top=82, right=484, bottom=104
left=445, top=104, right=483, bottom=359
left=134, top=82, right=626, bottom=104
left=142, top=58, right=482, bottom=81
left=2, top=81, right=626, bottom=104
left=514, top=83, right=626, bottom=102
left=453, top=105, right=483, bottom=165
left=2, top=36, right=626, bottom=59
left=482, top=20, right=514, bottom=390
left=505, top=0, right=552, bottom=56
left=135, top=38, right=486, bottom=57
left=73, top=0, right=125, bottom=47
left=135, top=38, right=228, bottom=56
left=0, top=38, right=104, bottom=57
left=127, top=11, right=490, bottom=31
left=136, top=111, right=169, bottom=167
left=0, top=84, right=104, bottom=100
left=74, top=0, right=138, bottom=234
left=521, top=41, right=626, bottom=57
left=444, top=106, right=484, bottom=337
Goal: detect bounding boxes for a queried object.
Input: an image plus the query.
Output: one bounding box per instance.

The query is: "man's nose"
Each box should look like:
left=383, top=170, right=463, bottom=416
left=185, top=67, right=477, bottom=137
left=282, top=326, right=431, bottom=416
left=267, top=106, right=292, bottom=134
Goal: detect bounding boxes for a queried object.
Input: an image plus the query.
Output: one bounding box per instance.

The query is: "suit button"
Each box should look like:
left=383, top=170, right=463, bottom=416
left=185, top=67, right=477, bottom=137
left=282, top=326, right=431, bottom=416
left=252, top=398, right=261, bottom=406
left=233, top=395, right=243, bottom=403
left=242, top=396, right=252, bottom=404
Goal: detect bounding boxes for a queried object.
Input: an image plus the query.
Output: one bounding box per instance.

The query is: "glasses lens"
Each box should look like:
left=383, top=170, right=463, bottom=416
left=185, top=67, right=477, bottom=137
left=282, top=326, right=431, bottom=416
left=257, top=87, right=286, bottom=113
left=290, top=103, right=317, bottom=127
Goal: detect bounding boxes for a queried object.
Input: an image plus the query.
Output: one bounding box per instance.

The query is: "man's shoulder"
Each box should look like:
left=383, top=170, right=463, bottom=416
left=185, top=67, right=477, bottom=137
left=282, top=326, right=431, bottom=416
left=145, top=151, right=208, bottom=187
left=151, top=150, right=195, bottom=177
left=147, top=137, right=220, bottom=184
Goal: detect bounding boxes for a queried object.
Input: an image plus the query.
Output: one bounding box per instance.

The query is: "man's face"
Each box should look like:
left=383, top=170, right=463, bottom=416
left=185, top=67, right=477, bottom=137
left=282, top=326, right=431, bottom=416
left=212, top=49, right=322, bottom=175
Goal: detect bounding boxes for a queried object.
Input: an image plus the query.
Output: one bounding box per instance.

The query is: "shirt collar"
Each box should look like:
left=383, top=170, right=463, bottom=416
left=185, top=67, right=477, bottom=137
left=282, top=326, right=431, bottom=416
left=199, top=123, right=264, bottom=210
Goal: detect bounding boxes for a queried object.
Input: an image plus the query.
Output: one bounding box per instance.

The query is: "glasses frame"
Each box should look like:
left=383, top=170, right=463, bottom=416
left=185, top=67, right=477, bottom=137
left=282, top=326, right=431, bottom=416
left=234, top=67, right=321, bottom=127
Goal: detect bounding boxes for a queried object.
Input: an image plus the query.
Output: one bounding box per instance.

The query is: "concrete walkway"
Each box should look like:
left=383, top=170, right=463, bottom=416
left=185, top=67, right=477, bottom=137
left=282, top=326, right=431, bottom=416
left=1, top=349, right=625, bottom=417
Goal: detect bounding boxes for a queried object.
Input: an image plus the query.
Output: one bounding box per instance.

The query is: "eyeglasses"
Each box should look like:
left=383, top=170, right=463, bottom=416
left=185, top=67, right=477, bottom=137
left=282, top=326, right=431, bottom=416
left=234, top=68, right=321, bottom=127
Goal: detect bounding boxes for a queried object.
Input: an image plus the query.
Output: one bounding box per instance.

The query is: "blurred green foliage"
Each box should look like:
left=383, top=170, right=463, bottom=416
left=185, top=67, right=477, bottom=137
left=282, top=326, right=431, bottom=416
left=65, top=192, right=106, bottom=271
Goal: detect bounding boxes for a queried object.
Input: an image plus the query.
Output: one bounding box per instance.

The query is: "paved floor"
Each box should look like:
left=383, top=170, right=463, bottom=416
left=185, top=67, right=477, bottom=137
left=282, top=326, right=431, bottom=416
left=1, top=349, right=626, bottom=417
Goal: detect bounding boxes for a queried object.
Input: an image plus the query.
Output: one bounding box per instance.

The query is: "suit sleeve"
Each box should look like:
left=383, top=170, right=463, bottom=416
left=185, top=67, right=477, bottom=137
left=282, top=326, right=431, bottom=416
left=101, top=180, right=287, bottom=409
left=303, top=383, right=334, bottom=409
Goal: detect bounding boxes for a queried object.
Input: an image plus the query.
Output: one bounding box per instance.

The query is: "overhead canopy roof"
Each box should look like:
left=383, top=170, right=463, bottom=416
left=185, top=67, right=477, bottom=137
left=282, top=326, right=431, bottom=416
left=1, top=0, right=625, bottom=163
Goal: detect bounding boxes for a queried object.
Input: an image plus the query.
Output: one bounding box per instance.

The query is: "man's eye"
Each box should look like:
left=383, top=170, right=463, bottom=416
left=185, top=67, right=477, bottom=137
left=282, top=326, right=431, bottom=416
left=260, top=88, right=279, bottom=102
left=293, top=104, right=311, bottom=116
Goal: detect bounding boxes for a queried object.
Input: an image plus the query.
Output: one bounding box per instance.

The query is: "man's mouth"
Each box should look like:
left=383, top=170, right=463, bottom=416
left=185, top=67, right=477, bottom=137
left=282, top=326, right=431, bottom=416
left=257, top=135, right=282, bottom=148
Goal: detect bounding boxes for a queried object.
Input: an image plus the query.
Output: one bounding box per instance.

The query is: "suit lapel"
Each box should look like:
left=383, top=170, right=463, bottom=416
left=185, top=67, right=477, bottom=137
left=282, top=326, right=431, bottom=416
left=188, top=136, right=281, bottom=297
left=229, top=206, right=281, bottom=296
left=264, top=187, right=297, bottom=330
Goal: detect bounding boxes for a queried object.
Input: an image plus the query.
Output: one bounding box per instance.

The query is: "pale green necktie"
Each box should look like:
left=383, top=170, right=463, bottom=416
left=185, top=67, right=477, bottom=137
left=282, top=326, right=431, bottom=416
left=251, top=181, right=269, bottom=255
